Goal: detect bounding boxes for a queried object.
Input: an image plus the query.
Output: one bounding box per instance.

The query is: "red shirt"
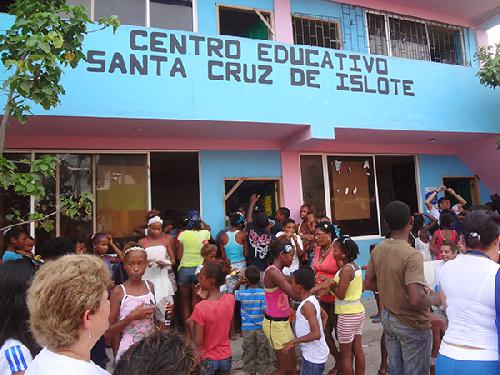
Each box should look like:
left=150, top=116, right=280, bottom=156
left=312, top=246, right=339, bottom=303
left=189, top=293, right=235, bottom=360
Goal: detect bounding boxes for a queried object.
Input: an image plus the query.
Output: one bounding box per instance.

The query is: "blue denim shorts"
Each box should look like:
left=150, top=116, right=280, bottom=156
left=436, top=354, right=498, bottom=375
left=301, top=356, right=326, bottom=375
left=177, top=266, right=198, bottom=286
left=200, top=357, right=232, bottom=375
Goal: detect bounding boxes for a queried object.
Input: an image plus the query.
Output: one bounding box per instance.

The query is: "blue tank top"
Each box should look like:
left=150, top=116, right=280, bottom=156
left=225, top=230, right=245, bottom=264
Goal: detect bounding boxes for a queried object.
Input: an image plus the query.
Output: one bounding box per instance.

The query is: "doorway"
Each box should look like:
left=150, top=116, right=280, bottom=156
left=443, top=177, right=479, bottom=209
left=150, top=152, right=200, bottom=225
left=375, top=156, right=418, bottom=235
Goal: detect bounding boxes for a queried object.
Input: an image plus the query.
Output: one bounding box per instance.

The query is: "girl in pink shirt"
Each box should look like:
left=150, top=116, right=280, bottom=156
left=188, top=260, right=235, bottom=375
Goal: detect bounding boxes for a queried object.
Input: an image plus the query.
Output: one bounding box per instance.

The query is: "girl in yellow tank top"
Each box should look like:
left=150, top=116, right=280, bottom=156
left=330, top=235, right=366, bottom=375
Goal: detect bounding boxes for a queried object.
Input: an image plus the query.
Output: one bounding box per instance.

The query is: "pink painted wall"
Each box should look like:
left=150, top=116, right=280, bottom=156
left=338, top=0, right=473, bottom=27
left=274, top=0, right=294, bottom=43
left=457, top=135, right=500, bottom=193
left=280, top=151, right=302, bottom=221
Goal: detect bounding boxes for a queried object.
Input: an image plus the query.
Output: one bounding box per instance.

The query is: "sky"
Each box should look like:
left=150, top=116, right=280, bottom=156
left=487, top=25, right=500, bottom=44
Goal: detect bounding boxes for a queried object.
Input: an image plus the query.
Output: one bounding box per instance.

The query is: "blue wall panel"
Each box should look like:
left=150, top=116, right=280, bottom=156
left=199, top=150, right=282, bottom=234
left=418, top=154, right=491, bottom=208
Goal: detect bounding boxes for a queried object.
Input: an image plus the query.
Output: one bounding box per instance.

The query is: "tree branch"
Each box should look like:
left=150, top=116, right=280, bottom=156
left=0, top=210, right=57, bottom=232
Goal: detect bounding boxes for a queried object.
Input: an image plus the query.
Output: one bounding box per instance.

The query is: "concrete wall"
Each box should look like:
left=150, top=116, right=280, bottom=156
left=199, top=150, right=282, bottom=234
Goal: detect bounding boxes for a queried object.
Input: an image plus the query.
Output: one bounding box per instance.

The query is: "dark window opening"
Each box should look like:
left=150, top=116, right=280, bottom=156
left=0, top=0, right=15, bottom=14
left=150, top=152, right=200, bottom=227
left=292, top=15, right=342, bottom=49
left=219, top=7, right=271, bottom=40
left=443, top=177, right=479, bottom=209
left=224, top=179, right=280, bottom=221
left=366, top=13, right=388, bottom=55
left=389, top=17, right=429, bottom=61
left=428, top=25, right=461, bottom=65
left=375, top=156, right=418, bottom=236
left=150, top=0, right=193, bottom=31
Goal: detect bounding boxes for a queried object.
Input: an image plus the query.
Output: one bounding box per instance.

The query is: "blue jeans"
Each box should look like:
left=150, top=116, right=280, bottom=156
left=436, top=354, right=499, bottom=375
left=381, top=308, right=432, bottom=375
left=200, top=357, right=232, bottom=375
left=177, top=266, right=198, bottom=285
left=301, top=356, right=325, bottom=375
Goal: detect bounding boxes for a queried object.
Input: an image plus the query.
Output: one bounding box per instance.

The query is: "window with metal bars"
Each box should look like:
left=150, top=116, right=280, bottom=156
left=292, top=15, right=342, bottom=50
left=366, top=12, right=469, bottom=66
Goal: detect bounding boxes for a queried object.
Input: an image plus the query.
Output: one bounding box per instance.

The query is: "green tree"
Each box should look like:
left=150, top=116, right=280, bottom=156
left=476, top=41, right=500, bottom=149
left=0, top=0, right=119, bottom=232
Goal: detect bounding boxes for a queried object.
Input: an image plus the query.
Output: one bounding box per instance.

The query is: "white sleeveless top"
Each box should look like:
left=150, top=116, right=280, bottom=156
left=439, top=254, right=499, bottom=361
left=294, top=295, right=329, bottom=364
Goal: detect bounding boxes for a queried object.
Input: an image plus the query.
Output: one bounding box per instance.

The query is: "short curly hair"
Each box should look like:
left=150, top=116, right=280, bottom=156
left=114, top=331, right=198, bottom=375
left=27, top=254, right=110, bottom=350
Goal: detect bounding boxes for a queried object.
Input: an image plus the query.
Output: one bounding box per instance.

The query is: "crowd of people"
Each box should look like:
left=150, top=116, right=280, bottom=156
left=0, top=187, right=499, bottom=375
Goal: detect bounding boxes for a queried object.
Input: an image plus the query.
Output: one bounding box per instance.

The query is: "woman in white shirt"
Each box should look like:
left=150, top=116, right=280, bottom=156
left=26, top=255, right=111, bottom=375
left=436, top=210, right=500, bottom=375
left=0, top=260, right=39, bottom=375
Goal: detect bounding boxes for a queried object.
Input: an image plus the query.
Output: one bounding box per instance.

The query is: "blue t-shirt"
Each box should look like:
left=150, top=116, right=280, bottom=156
left=2, top=251, right=23, bottom=263
left=235, top=287, right=266, bottom=330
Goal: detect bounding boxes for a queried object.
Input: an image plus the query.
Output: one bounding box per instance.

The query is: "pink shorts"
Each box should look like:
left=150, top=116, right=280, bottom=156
left=337, top=312, right=365, bottom=344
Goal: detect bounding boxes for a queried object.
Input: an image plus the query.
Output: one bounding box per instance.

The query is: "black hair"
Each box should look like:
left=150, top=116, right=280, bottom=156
left=229, top=212, right=245, bottom=228
left=292, top=266, right=315, bottom=291
left=123, top=242, right=147, bottom=260
left=277, top=207, right=291, bottom=219
left=282, top=218, right=296, bottom=227
left=336, top=235, right=360, bottom=262
left=36, top=236, right=76, bottom=260
left=269, top=237, right=293, bottom=264
left=437, top=197, right=448, bottom=206
left=245, top=266, right=260, bottom=285
left=0, top=260, right=40, bottom=357
left=113, top=331, right=197, bottom=375
left=463, top=210, right=500, bottom=249
left=254, top=212, right=270, bottom=229
left=439, top=211, right=454, bottom=230
left=4, top=227, right=26, bottom=245
left=384, top=201, right=411, bottom=231
left=315, top=221, right=337, bottom=239
left=202, top=260, right=228, bottom=287
left=412, top=215, right=425, bottom=233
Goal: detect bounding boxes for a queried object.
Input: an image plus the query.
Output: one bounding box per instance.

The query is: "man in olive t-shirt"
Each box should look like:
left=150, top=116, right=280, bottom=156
left=366, top=201, right=441, bottom=375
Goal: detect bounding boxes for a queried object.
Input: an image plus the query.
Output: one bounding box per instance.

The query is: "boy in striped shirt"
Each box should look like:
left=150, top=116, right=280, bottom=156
left=235, top=266, right=270, bottom=375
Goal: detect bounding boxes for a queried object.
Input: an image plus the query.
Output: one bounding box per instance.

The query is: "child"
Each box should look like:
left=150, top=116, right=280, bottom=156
left=431, top=240, right=458, bottom=370
left=139, top=216, right=176, bottom=326
left=410, top=213, right=437, bottom=261
left=188, top=261, right=235, bottom=375
left=235, top=266, right=269, bottom=375
left=1, top=228, right=28, bottom=262
left=106, top=244, right=158, bottom=360
left=113, top=331, right=198, bottom=375
left=195, top=241, right=217, bottom=276
left=276, top=218, right=304, bottom=275
left=430, top=212, right=459, bottom=260
left=330, top=235, right=365, bottom=375
left=282, top=267, right=329, bottom=375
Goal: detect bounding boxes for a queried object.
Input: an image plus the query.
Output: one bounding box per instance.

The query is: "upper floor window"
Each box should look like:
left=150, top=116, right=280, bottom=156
left=66, top=0, right=193, bottom=30
left=292, top=14, right=342, bottom=50
left=0, top=0, right=15, bottom=14
left=218, top=6, right=273, bottom=40
left=366, top=11, right=469, bottom=66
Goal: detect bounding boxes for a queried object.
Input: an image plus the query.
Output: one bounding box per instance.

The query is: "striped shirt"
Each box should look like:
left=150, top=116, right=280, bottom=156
left=235, top=287, right=266, bottom=330
left=0, top=339, right=32, bottom=375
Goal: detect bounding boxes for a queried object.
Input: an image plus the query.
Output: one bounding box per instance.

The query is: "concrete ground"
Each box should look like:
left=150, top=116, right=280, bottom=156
left=107, top=297, right=384, bottom=374
left=231, top=297, right=384, bottom=375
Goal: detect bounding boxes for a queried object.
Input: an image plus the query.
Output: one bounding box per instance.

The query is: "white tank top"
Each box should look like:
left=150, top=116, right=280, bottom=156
left=294, top=295, right=329, bottom=364
left=439, top=254, right=499, bottom=361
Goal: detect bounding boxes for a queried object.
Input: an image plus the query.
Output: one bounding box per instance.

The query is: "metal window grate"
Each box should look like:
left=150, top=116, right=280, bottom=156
left=366, top=10, right=470, bottom=66
left=292, top=14, right=342, bottom=50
